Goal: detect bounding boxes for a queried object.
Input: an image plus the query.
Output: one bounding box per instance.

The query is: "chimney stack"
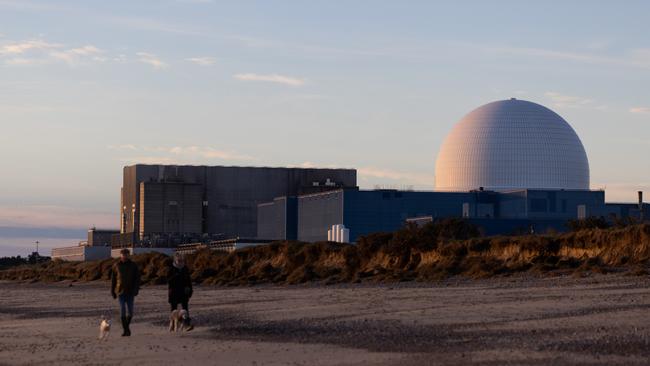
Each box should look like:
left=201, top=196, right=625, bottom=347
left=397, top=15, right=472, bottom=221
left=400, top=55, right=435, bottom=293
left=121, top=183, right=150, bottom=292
left=639, top=191, right=644, bottom=221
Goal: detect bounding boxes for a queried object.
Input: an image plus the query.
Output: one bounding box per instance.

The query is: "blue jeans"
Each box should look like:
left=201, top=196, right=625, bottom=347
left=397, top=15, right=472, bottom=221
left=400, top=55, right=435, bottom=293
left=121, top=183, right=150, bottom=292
left=118, top=294, right=134, bottom=318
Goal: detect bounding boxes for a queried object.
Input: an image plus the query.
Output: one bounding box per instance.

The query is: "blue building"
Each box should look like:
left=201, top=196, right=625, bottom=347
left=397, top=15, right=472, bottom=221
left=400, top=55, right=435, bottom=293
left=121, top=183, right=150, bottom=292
left=257, top=188, right=647, bottom=242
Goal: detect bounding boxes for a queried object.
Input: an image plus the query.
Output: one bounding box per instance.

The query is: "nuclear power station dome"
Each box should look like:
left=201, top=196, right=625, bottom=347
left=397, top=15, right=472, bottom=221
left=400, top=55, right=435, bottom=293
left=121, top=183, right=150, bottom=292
left=435, top=98, right=590, bottom=191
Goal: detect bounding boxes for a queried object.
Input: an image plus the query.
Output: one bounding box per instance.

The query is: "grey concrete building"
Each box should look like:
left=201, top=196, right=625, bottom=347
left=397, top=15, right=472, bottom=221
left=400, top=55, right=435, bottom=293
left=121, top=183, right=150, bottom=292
left=257, top=196, right=298, bottom=241
left=87, top=228, right=119, bottom=247
left=117, top=164, right=356, bottom=246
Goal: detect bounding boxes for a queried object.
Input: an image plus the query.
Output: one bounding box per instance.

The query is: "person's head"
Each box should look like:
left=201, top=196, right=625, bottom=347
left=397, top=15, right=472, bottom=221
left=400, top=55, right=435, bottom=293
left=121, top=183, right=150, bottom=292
left=173, top=253, right=185, bottom=268
left=120, top=248, right=130, bottom=262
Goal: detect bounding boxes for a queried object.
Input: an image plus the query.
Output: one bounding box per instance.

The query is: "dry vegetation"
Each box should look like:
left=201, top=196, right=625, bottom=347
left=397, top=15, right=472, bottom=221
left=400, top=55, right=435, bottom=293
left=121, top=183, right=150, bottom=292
left=2, top=220, right=650, bottom=285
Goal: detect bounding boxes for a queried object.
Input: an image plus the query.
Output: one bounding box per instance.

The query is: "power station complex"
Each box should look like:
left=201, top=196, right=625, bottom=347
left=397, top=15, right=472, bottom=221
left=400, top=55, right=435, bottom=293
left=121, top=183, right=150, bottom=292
left=112, top=99, right=647, bottom=247
left=52, top=98, right=649, bottom=259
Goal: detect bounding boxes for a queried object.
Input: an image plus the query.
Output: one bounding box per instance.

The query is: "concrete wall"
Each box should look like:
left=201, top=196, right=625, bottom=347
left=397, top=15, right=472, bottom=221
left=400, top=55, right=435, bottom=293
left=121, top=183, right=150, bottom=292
left=297, top=190, right=345, bottom=242
left=257, top=198, right=287, bottom=240
left=257, top=197, right=298, bottom=240
left=139, top=182, right=203, bottom=237
left=121, top=165, right=356, bottom=243
left=52, top=246, right=111, bottom=261
left=88, top=229, right=119, bottom=247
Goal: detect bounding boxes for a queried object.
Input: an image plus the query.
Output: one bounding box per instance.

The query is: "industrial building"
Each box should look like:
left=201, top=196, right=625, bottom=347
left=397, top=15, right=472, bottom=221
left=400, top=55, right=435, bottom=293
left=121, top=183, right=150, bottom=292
left=257, top=99, right=648, bottom=243
left=259, top=188, right=647, bottom=242
left=51, top=98, right=646, bottom=260
left=114, top=165, right=357, bottom=247
left=51, top=228, right=118, bottom=261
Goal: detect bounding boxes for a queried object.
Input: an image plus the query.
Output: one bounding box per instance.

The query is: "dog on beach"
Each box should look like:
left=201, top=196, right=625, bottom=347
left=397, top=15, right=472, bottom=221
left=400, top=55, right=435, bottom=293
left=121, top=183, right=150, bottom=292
left=98, top=316, right=111, bottom=340
left=169, top=309, right=189, bottom=332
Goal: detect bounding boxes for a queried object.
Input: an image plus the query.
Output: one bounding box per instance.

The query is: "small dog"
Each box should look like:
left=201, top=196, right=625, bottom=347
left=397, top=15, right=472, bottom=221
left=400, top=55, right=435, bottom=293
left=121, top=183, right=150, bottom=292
left=98, top=316, right=111, bottom=340
left=169, top=309, right=189, bottom=332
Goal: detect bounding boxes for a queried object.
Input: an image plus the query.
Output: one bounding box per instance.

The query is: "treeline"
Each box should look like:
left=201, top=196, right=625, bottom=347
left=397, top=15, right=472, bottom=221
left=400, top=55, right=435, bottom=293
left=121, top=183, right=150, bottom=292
left=0, top=253, right=50, bottom=270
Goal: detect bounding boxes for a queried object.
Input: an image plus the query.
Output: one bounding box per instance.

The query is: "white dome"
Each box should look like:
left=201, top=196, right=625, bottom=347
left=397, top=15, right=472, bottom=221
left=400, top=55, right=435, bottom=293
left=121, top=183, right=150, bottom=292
left=435, top=99, right=589, bottom=191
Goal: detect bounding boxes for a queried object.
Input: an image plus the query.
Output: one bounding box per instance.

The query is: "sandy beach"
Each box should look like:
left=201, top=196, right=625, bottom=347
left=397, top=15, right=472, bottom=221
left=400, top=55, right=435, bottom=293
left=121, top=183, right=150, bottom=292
left=1, top=274, right=650, bottom=365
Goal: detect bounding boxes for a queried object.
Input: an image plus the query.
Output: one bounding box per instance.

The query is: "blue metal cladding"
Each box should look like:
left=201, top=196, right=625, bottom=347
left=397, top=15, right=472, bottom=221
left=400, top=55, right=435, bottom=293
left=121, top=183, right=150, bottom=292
left=290, top=188, right=611, bottom=243
left=286, top=197, right=298, bottom=240
left=342, top=190, right=473, bottom=242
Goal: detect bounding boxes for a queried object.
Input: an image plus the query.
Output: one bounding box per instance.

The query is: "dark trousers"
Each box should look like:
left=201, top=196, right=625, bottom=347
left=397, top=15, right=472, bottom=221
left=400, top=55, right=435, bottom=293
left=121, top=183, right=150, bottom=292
left=118, top=294, right=134, bottom=318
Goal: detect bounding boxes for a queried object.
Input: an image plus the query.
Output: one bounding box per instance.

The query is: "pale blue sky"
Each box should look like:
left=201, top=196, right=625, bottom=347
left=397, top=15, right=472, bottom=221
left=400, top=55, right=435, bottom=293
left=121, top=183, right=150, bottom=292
left=1, top=0, right=649, bottom=231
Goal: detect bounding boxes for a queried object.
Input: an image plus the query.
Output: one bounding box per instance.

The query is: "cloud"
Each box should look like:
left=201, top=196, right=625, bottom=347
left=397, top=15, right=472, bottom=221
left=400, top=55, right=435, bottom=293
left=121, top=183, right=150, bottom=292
left=0, top=39, right=60, bottom=55
left=136, top=52, right=168, bottom=69
left=233, top=73, right=305, bottom=86
left=67, top=45, right=102, bottom=56
left=105, top=15, right=204, bottom=36
left=3, top=57, right=46, bottom=65
left=358, top=167, right=434, bottom=187
left=185, top=56, right=215, bottom=66
left=49, top=45, right=103, bottom=65
left=544, top=92, right=594, bottom=108
left=453, top=41, right=650, bottom=70
left=109, top=145, right=256, bottom=164
left=630, top=107, right=650, bottom=114
left=298, top=161, right=317, bottom=168
left=119, top=156, right=182, bottom=165
left=0, top=38, right=106, bottom=66
left=169, top=146, right=255, bottom=161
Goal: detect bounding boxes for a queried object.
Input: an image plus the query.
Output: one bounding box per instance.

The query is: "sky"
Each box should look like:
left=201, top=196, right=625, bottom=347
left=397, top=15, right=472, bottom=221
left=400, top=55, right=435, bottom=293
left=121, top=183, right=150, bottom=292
left=1, top=0, right=649, bottom=245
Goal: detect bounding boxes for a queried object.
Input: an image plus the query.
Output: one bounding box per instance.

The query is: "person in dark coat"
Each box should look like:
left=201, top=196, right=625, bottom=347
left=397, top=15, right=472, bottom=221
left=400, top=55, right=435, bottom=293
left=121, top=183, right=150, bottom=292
left=111, top=248, right=140, bottom=336
left=168, top=253, right=193, bottom=330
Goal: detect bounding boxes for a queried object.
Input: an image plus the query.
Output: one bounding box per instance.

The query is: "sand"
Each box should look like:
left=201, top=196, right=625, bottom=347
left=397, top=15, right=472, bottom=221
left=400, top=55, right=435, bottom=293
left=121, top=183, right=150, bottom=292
left=1, top=274, right=650, bottom=365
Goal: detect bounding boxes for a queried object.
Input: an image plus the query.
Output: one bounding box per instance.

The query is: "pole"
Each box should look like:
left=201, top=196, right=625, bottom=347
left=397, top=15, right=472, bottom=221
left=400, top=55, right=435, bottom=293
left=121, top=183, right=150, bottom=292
left=35, top=240, right=39, bottom=255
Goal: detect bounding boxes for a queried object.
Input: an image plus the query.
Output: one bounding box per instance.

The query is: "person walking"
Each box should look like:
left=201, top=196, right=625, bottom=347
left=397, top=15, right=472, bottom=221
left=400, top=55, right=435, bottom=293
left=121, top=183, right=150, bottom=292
left=111, top=248, right=140, bottom=336
left=168, top=253, right=193, bottom=331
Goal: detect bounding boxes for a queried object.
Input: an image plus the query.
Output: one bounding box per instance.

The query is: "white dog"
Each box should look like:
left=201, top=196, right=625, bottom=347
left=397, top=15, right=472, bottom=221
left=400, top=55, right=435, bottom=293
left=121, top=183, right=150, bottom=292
left=169, top=309, right=189, bottom=332
left=98, top=316, right=111, bottom=340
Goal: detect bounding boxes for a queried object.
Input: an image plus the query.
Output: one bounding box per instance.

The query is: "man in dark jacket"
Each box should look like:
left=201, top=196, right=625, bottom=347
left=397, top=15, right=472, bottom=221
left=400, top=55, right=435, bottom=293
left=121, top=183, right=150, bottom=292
left=111, top=248, right=140, bottom=336
left=168, top=253, right=193, bottom=330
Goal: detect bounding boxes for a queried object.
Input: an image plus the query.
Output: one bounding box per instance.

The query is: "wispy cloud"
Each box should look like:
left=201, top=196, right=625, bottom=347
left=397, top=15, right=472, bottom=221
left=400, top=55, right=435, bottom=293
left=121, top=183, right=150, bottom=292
left=108, top=145, right=256, bottom=164
left=119, top=156, right=182, bottom=165
left=49, top=45, right=104, bottom=65
left=0, top=39, right=60, bottom=55
left=105, top=15, right=204, bottom=36
left=136, top=52, right=168, bottom=69
left=0, top=38, right=106, bottom=66
left=630, top=107, right=650, bottom=114
left=358, top=167, right=434, bottom=187
left=185, top=56, right=215, bottom=66
left=233, top=73, right=305, bottom=86
left=452, top=41, right=650, bottom=70
left=3, top=57, right=47, bottom=65
left=544, top=91, right=594, bottom=108
left=169, top=146, right=255, bottom=161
